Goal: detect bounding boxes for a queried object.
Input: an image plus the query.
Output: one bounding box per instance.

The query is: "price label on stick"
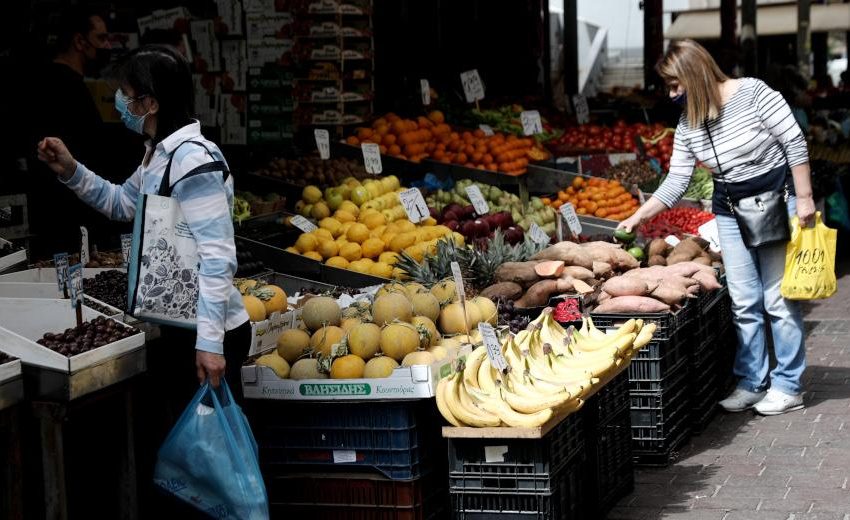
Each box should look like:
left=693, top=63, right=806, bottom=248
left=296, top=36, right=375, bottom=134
left=478, top=124, right=494, bottom=136
left=698, top=218, right=721, bottom=253
left=520, top=110, right=543, bottom=136
left=398, top=188, right=429, bottom=224
left=79, top=226, right=90, bottom=266
left=420, top=79, right=431, bottom=105
left=465, top=185, right=489, bottom=215
left=560, top=203, right=583, bottom=237
left=291, top=215, right=318, bottom=233
left=54, top=252, right=69, bottom=293
left=572, top=94, right=589, bottom=125
left=450, top=261, right=466, bottom=303
left=314, top=129, right=330, bottom=160
left=361, top=143, right=382, bottom=174
left=120, top=234, right=133, bottom=268
left=529, top=223, right=550, bottom=245
left=460, top=69, right=485, bottom=103
left=479, top=323, right=507, bottom=371
left=68, top=263, right=84, bottom=309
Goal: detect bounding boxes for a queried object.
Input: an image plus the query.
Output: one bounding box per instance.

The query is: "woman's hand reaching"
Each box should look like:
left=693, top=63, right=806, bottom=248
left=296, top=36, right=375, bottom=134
left=37, top=137, right=77, bottom=181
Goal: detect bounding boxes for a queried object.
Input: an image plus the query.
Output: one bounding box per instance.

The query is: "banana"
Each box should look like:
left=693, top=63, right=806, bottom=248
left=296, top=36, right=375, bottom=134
left=539, top=314, right=570, bottom=356
left=586, top=316, right=608, bottom=339
left=444, top=374, right=500, bottom=427
left=554, top=354, right=617, bottom=378
left=631, top=323, right=657, bottom=352
left=477, top=357, right=499, bottom=394
left=463, top=346, right=487, bottom=390
left=502, top=386, right=577, bottom=414
left=436, top=376, right=463, bottom=427
left=467, top=386, right=553, bottom=428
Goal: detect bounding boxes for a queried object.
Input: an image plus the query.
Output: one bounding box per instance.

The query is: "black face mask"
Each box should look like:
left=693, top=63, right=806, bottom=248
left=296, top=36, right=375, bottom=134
left=83, top=40, right=111, bottom=77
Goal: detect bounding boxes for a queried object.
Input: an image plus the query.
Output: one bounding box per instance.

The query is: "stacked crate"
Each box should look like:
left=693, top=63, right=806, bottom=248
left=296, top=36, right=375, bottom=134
left=448, top=413, right=585, bottom=519
left=690, top=284, right=732, bottom=432
left=247, top=399, right=447, bottom=519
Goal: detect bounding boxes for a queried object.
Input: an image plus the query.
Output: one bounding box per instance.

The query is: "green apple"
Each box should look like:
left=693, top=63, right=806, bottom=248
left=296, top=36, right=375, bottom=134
left=351, top=186, right=370, bottom=206
left=326, top=189, right=344, bottom=211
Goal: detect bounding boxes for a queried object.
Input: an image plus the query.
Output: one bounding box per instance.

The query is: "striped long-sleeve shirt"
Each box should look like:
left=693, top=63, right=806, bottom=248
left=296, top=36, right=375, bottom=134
left=62, top=121, right=249, bottom=354
left=653, top=77, right=809, bottom=213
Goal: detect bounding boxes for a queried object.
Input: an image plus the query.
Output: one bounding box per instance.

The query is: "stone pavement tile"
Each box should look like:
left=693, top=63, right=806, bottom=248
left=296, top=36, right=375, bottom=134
left=786, top=488, right=850, bottom=511
left=712, top=463, right=769, bottom=477
left=626, top=492, right=696, bottom=510
left=714, top=485, right=789, bottom=499
left=635, top=470, right=679, bottom=485
left=757, top=497, right=815, bottom=512
left=722, top=512, right=792, bottom=520
left=690, top=496, right=761, bottom=510
left=788, top=473, right=849, bottom=489
left=655, top=509, right=727, bottom=519
left=725, top=474, right=791, bottom=487
left=782, top=514, right=844, bottom=520
left=607, top=506, right=660, bottom=520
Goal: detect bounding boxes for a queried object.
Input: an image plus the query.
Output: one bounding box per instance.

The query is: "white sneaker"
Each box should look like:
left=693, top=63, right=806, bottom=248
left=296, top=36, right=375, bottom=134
left=754, top=389, right=804, bottom=416
left=719, top=388, right=766, bottom=412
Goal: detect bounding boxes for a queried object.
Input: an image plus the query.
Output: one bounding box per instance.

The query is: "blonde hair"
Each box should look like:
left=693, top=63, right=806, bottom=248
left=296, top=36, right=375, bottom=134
left=657, top=39, right=729, bottom=128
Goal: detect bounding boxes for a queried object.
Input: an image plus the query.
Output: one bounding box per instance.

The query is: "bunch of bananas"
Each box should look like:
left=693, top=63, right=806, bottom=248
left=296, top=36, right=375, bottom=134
left=436, top=310, right=656, bottom=428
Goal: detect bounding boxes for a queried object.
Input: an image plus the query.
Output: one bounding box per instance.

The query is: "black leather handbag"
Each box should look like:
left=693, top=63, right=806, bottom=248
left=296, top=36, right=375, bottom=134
left=704, top=123, right=790, bottom=248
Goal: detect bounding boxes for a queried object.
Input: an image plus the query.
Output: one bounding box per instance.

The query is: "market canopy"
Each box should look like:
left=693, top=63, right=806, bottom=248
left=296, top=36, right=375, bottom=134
left=666, top=3, right=850, bottom=39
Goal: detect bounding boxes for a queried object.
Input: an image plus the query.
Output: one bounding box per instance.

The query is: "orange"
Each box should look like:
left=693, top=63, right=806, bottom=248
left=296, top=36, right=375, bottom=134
left=558, top=191, right=569, bottom=202
left=572, top=177, right=584, bottom=189
left=541, top=197, right=552, bottom=206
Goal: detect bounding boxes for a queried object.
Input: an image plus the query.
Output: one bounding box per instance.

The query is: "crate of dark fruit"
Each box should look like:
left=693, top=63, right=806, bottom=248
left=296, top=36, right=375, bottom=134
left=83, top=269, right=129, bottom=312
left=0, top=298, right=144, bottom=374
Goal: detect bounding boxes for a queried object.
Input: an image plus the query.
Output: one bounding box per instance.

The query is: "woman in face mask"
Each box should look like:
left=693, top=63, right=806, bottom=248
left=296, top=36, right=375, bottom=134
left=619, top=39, right=815, bottom=416
left=36, top=45, right=250, bottom=402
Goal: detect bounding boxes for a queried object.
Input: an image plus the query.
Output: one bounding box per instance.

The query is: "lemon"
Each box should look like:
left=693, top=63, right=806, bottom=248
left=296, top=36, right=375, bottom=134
left=363, top=212, right=386, bottom=230
left=346, top=223, right=370, bottom=243
left=349, top=260, right=372, bottom=274
left=389, top=232, right=416, bottom=253
left=313, top=228, right=333, bottom=241
left=379, top=251, right=399, bottom=265
left=303, top=251, right=323, bottom=261
left=319, top=217, right=342, bottom=237
left=395, top=220, right=416, bottom=233
left=326, top=256, right=349, bottom=269
left=334, top=210, right=356, bottom=223
left=285, top=246, right=299, bottom=254
left=317, top=239, right=339, bottom=259
left=370, top=262, right=394, bottom=279
left=302, top=185, right=322, bottom=204
left=311, top=202, right=330, bottom=220
left=361, top=238, right=385, bottom=259
left=295, top=233, right=318, bottom=253
left=340, top=242, right=362, bottom=262
left=339, top=200, right=360, bottom=216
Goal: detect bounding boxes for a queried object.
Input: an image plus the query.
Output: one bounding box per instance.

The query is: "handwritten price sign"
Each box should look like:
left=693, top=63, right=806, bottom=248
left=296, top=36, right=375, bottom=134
left=460, top=69, right=485, bottom=103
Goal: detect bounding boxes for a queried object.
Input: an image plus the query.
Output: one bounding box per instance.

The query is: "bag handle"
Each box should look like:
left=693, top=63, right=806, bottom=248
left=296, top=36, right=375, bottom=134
left=159, top=140, right=230, bottom=197
left=703, top=121, right=736, bottom=214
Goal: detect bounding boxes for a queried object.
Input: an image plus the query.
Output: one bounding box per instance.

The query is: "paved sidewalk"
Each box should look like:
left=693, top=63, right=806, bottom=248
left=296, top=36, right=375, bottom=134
left=611, top=263, right=850, bottom=520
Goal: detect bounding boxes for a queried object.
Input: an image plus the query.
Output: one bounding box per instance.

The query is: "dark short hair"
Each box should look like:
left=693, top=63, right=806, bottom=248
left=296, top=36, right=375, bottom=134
left=140, top=28, right=183, bottom=48
left=54, top=6, right=101, bottom=52
left=105, top=45, right=195, bottom=143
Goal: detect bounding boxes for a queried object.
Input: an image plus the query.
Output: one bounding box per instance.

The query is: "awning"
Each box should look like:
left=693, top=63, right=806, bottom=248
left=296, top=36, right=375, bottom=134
left=666, top=3, right=850, bottom=40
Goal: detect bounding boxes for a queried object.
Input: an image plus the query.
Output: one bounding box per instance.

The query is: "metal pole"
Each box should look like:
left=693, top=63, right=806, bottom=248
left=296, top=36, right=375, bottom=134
left=643, top=0, right=663, bottom=91
left=811, top=32, right=828, bottom=87
left=720, top=0, right=737, bottom=73
left=543, top=0, right=552, bottom=103
left=741, top=0, right=757, bottom=76
left=563, top=0, right=578, bottom=98
left=797, top=0, right=811, bottom=78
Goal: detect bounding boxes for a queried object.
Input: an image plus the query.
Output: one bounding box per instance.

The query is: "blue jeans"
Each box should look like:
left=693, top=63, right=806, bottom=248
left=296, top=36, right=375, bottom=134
left=716, top=197, right=805, bottom=395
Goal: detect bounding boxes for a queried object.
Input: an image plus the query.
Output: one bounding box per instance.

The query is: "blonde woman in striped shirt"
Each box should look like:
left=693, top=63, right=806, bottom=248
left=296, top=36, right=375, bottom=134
left=620, top=40, right=815, bottom=416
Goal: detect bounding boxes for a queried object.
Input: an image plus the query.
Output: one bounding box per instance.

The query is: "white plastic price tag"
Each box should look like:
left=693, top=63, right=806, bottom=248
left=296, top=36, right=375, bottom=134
left=314, top=129, right=330, bottom=159
left=120, top=234, right=133, bottom=268
left=68, top=263, right=84, bottom=308
left=520, top=110, right=543, bottom=136
left=460, top=69, right=485, bottom=103
left=79, top=226, right=90, bottom=266
left=529, top=223, right=550, bottom=245
left=465, top=185, right=489, bottom=215
left=54, top=253, right=69, bottom=292
left=420, top=79, right=430, bottom=105
left=664, top=235, right=681, bottom=247
left=572, top=94, right=589, bottom=125
left=478, top=124, right=494, bottom=136
left=450, top=261, right=466, bottom=303
left=361, top=143, right=382, bottom=174
left=478, top=323, right=507, bottom=371
left=560, top=203, right=583, bottom=236
left=698, top=218, right=721, bottom=253
left=291, top=215, right=318, bottom=233
left=398, top=188, right=429, bottom=223
left=332, top=450, right=356, bottom=463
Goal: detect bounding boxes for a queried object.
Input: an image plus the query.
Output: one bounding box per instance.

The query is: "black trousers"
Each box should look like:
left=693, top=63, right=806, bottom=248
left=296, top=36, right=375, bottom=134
left=141, top=320, right=252, bottom=519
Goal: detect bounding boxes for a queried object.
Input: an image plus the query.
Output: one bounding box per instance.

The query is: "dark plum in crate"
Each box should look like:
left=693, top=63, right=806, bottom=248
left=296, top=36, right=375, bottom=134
left=235, top=250, right=265, bottom=277
left=83, top=270, right=128, bottom=311
left=496, top=299, right=531, bottom=334
left=36, top=316, right=138, bottom=357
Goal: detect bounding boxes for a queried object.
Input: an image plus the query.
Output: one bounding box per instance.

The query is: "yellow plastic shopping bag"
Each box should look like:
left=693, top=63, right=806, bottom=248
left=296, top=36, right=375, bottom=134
left=780, top=212, right=837, bottom=300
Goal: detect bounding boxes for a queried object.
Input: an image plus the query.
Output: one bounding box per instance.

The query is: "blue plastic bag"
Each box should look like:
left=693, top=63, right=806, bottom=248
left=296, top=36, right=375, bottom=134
left=154, top=381, right=268, bottom=519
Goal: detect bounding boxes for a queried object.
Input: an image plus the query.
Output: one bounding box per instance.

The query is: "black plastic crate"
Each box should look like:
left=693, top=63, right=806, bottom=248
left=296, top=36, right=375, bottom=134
left=268, top=469, right=448, bottom=520
left=251, top=400, right=440, bottom=480
left=630, top=384, right=689, bottom=429
left=591, top=368, right=631, bottom=424
left=586, top=407, right=634, bottom=518
left=450, top=455, right=585, bottom=520
left=448, top=413, right=583, bottom=493
left=590, top=309, right=684, bottom=341
left=628, top=338, right=688, bottom=383
left=633, top=418, right=692, bottom=466
left=627, top=357, right=689, bottom=393
left=632, top=397, right=690, bottom=445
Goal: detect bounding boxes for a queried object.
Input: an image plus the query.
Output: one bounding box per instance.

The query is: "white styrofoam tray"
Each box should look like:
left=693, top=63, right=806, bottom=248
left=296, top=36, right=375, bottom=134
left=0, top=298, right=144, bottom=373
left=0, top=281, right=63, bottom=299
left=0, top=358, right=22, bottom=384
left=0, top=267, right=117, bottom=283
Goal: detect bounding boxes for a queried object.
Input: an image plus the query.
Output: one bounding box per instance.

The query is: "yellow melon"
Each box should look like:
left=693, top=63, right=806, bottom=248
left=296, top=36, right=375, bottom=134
left=380, top=322, right=421, bottom=362
left=401, top=350, right=435, bottom=367
left=363, top=356, right=399, bottom=378
left=410, top=292, right=440, bottom=322
left=242, top=295, right=266, bottom=322
left=411, top=316, right=440, bottom=347
left=290, top=358, right=327, bottom=380
left=301, top=296, right=341, bottom=330
left=330, top=354, right=366, bottom=379
left=256, top=352, right=290, bottom=378
left=372, top=293, right=413, bottom=325
left=347, top=323, right=381, bottom=360
left=310, top=326, right=345, bottom=357
left=276, top=328, right=311, bottom=363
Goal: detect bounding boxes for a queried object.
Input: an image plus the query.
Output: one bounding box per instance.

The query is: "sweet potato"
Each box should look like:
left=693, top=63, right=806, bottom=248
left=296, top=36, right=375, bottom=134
left=515, top=280, right=557, bottom=308
left=580, top=242, right=640, bottom=271
left=648, top=238, right=671, bottom=258
left=648, top=255, right=667, bottom=266
left=563, top=265, right=594, bottom=281
left=691, top=270, right=722, bottom=291
left=693, top=255, right=712, bottom=266
left=650, top=283, right=692, bottom=305
left=572, top=278, right=594, bottom=294
left=495, top=262, right=540, bottom=288
left=534, top=260, right=566, bottom=278
left=602, top=277, right=651, bottom=297
left=597, top=291, right=611, bottom=303
left=531, top=242, right=594, bottom=270
left=594, top=296, right=671, bottom=313
left=670, top=238, right=705, bottom=261
left=665, top=253, right=692, bottom=265
left=663, top=261, right=713, bottom=278
left=592, top=261, right=613, bottom=278
left=480, top=282, right=524, bottom=301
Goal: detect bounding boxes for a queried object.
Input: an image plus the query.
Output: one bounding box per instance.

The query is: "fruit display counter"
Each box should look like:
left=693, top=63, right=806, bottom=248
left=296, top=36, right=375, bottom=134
left=0, top=354, right=23, bottom=411
left=0, top=238, right=27, bottom=273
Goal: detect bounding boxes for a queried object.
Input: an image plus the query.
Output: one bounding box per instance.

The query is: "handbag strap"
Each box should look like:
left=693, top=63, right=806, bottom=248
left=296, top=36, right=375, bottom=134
left=703, top=121, right=736, bottom=214
left=159, top=140, right=230, bottom=197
